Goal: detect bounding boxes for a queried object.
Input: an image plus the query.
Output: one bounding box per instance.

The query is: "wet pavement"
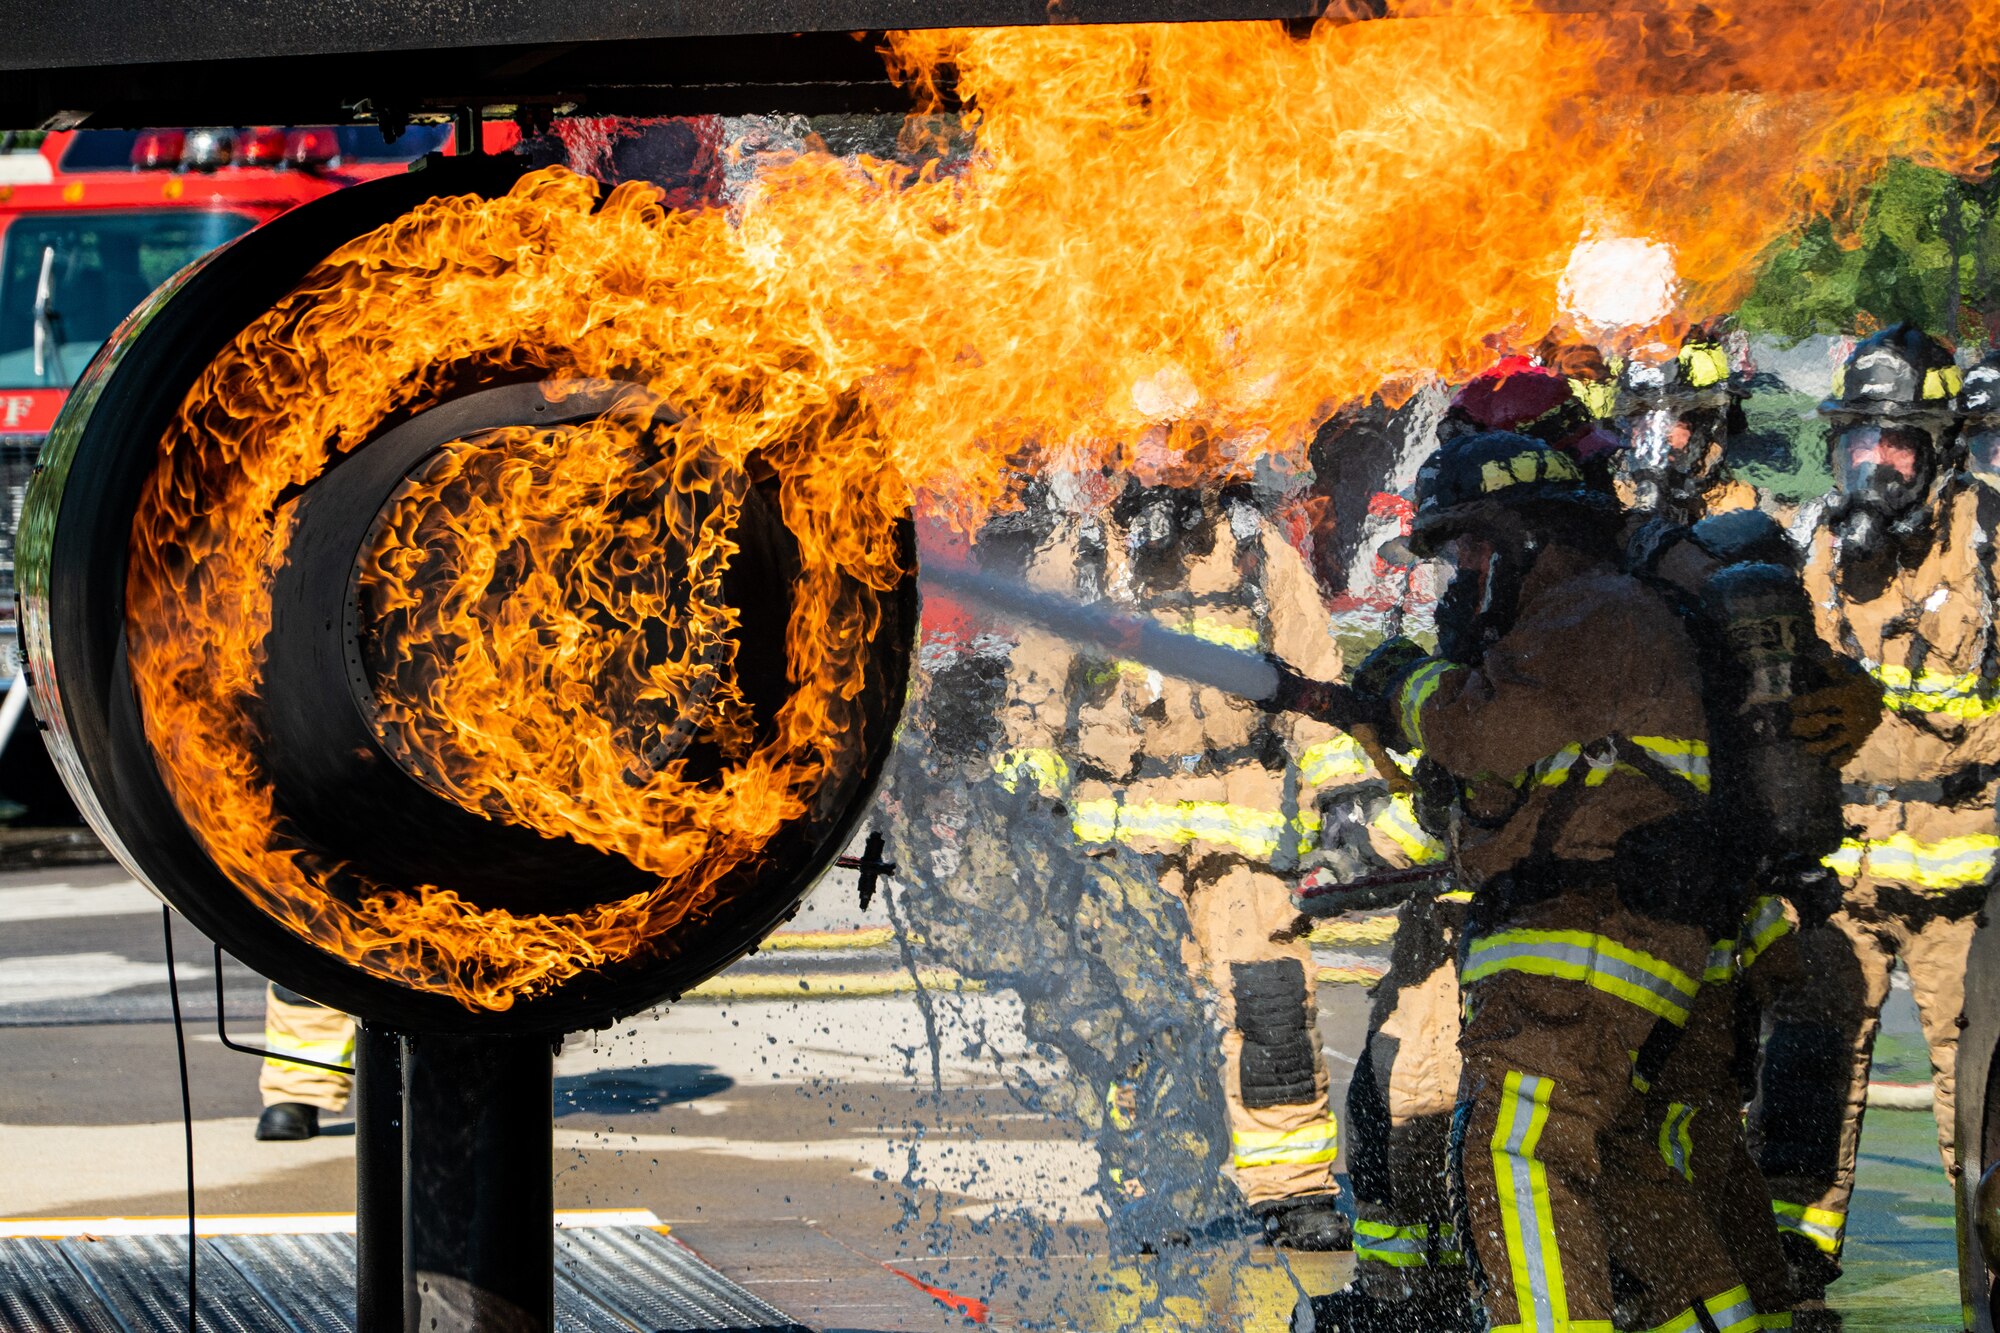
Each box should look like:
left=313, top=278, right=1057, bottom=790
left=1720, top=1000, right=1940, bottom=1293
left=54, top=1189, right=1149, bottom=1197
left=0, top=862, right=1962, bottom=1329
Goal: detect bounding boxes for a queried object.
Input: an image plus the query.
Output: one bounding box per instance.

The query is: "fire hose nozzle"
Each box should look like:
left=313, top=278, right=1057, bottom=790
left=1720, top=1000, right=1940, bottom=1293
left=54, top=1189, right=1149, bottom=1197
left=1262, top=667, right=1364, bottom=729
left=836, top=829, right=896, bottom=911
left=1290, top=865, right=1451, bottom=918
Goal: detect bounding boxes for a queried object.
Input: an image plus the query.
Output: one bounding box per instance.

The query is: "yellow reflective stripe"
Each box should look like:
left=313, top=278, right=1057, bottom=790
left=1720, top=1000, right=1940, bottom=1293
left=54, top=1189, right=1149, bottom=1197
left=1924, top=365, right=1965, bottom=402
left=1299, top=738, right=1427, bottom=788
left=1480, top=449, right=1583, bottom=495
left=1353, top=1219, right=1466, bottom=1269
left=1656, top=1102, right=1697, bottom=1181
left=1680, top=342, right=1730, bottom=390
left=1105, top=1081, right=1135, bottom=1131
left=1527, top=737, right=1706, bottom=794
left=1869, top=663, right=2000, bottom=719
left=1174, top=616, right=1262, bottom=651
left=1300, top=734, right=1371, bottom=785
left=1644, top=1286, right=1759, bottom=1333
left=1771, top=1201, right=1843, bottom=1253
left=1398, top=660, right=1456, bottom=751
left=1374, top=792, right=1448, bottom=865
left=1631, top=736, right=1712, bottom=794
left=1072, top=798, right=1118, bottom=843
left=1703, top=939, right=1738, bottom=984
left=1738, top=895, right=1793, bottom=970
left=1465, top=929, right=1698, bottom=1026
left=993, top=746, right=1070, bottom=797
left=1492, top=1071, right=1568, bottom=1329
left=1532, top=744, right=1582, bottom=787
left=1822, top=831, right=2000, bottom=891
left=261, top=1031, right=354, bottom=1072
left=1233, top=1119, right=1338, bottom=1168
left=1570, top=376, right=1618, bottom=419
left=1070, top=798, right=1315, bottom=861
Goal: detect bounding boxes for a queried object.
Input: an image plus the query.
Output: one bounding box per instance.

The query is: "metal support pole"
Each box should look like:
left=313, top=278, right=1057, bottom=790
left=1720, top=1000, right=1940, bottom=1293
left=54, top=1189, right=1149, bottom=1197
left=401, top=1032, right=553, bottom=1333
left=353, top=1023, right=404, bottom=1332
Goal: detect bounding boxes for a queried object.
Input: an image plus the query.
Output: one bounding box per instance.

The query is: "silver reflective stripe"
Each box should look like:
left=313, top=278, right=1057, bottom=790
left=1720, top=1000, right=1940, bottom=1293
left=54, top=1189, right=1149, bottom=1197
left=1465, top=937, right=1694, bottom=1024
left=1706, top=1288, right=1761, bottom=1333
left=1771, top=1201, right=1843, bottom=1254
left=1659, top=1103, right=1696, bottom=1181
left=1499, top=1072, right=1559, bottom=1332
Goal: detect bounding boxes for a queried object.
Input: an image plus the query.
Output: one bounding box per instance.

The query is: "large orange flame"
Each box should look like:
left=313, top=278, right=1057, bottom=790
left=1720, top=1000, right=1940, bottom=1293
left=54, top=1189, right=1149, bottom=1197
left=127, top=5, right=2000, bottom=1009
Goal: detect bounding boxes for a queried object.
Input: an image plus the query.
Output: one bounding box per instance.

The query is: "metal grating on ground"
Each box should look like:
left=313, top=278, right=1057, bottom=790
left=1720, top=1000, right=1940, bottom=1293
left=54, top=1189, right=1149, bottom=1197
left=0, top=1226, right=811, bottom=1332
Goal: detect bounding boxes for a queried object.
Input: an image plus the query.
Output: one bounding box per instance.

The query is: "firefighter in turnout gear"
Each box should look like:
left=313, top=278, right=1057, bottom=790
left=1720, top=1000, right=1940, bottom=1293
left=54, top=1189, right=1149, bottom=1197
left=255, top=983, right=355, bottom=1140
left=998, top=475, right=1354, bottom=1250
left=1612, top=334, right=1759, bottom=525
left=1351, top=430, right=1765, bottom=1333
left=1312, top=358, right=1611, bottom=1333
left=1751, top=324, right=1997, bottom=1310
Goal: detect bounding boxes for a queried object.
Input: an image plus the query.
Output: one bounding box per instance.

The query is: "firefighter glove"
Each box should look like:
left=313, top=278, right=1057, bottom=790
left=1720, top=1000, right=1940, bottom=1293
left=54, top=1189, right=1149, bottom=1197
left=1349, top=635, right=1431, bottom=731
left=1790, top=657, right=1884, bottom=767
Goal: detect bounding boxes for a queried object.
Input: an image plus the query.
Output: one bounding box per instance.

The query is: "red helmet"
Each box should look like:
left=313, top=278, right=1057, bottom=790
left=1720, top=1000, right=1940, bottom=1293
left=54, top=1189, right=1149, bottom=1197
left=1445, top=356, right=1620, bottom=476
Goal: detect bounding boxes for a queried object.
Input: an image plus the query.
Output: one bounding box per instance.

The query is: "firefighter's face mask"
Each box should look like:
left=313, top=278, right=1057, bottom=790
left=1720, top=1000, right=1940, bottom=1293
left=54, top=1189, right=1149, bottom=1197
left=1829, top=422, right=1934, bottom=563
left=1122, top=487, right=1211, bottom=589
left=1615, top=408, right=1726, bottom=522
left=1435, top=532, right=1511, bottom=662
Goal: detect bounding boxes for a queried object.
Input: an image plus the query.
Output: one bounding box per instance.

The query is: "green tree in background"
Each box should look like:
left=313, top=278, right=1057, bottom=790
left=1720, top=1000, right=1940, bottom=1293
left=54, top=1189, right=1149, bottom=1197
left=1738, top=158, right=2000, bottom=347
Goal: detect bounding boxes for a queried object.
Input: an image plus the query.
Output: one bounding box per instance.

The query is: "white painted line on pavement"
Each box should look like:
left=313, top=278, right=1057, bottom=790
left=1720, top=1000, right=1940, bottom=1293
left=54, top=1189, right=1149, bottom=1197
left=1867, top=1081, right=1935, bottom=1110
left=0, top=952, right=209, bottom=1007
left=0, top=881, right=159, bottom=923
left=0, top=1209, right=662, bottom=1238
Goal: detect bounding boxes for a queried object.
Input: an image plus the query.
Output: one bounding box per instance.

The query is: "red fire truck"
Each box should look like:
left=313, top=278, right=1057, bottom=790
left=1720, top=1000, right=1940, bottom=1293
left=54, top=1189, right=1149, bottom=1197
left=0, top=123, right=515, bottom=681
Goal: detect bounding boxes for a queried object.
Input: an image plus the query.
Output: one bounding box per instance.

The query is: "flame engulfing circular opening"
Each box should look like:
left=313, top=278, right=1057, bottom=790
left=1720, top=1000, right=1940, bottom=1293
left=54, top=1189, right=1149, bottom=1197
left=109, top=166, right=913, bottom=1019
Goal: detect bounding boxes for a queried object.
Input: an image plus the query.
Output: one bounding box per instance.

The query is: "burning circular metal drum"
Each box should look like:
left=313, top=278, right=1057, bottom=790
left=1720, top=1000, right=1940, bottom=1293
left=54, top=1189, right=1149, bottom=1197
left=19, top=159, right=916, bottom=1033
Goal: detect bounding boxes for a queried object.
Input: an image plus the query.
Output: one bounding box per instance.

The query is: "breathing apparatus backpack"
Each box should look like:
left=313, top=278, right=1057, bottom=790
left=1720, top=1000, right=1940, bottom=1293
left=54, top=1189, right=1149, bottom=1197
left=1627, top=509, right=1847, bottom=888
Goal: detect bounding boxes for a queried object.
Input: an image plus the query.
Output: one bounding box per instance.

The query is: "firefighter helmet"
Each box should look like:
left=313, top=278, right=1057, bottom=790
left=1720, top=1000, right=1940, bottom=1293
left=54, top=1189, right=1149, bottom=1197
left=1445, top=355, right=1621, bottom=482
left=1957, top=346, right=2000, bottom=421
left=1822, top=326, right=1962, bottom=565
left=1819, top=323, right=1961, bottom=422
left=1956, top=348, right=2000, bottom=489
left=1444, top=357, right=1589, bottom=445
left=1611, top=336, right=1744, bottom=522
left=1404, top=430, right=1613, bottom=558
left=1615, top=337, right=1740, bottom=415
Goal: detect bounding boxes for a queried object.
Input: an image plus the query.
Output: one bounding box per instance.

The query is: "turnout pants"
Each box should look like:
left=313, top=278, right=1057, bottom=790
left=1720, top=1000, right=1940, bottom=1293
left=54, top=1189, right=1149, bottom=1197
left=259, top=984, right=355, bottom=1112
left=1646, top=982, right=1794, bottom=1318
left=1174, top=855, right=1340, bottom=1206
left=1346, top=892, right=1471, bottom=1297
left=1459, top=887, right=1753, bottom=1333
left=1752, top=882, right=1978, bottom=1266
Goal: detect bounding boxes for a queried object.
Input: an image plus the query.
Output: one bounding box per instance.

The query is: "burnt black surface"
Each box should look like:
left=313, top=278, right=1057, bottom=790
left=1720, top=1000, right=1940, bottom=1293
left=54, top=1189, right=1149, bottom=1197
left=0, top=1, right=1324, bottom=129
left=29, top=156, right=919, bottom=1034
left=261, top=380, right=669, bottom=916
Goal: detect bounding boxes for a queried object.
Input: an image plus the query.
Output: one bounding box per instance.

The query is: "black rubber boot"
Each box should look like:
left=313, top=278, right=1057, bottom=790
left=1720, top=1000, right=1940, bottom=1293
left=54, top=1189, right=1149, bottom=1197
left=1252, top=1194, right=1354, bottom=1251
left=1780, top=1230, right=1842, bottom=1304
left=255, top=1102, right=320, bottom=1141
left=1299, top=1283, right=1483, bottom=1333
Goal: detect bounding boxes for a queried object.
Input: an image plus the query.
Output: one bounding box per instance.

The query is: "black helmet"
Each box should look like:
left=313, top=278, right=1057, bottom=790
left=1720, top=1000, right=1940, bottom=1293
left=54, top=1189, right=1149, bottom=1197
left=1402, top=430, right=1613, bottom=558
left=1957, top=347, right=2000, bottom=421
left=1615, top=337, right=1740, bottom=415
left=1611, top=336, right=1747, bottom=524
left=1956, top=348, right=2000, bottom=489
left=1819, top=323, right=1961, bottom=422
left=1822, top=326, right=1962, bottom=572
